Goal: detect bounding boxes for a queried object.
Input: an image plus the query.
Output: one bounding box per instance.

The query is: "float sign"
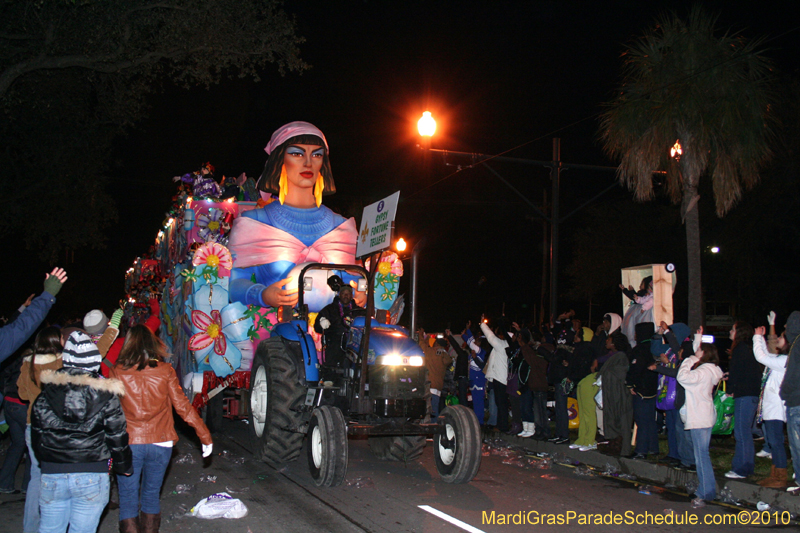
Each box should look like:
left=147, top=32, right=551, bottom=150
left=356, top=191, right=400, bottom=259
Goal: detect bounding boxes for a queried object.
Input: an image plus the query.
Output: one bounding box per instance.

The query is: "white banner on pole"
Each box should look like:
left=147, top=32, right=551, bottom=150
left=356, top=191, right=400, bottom=259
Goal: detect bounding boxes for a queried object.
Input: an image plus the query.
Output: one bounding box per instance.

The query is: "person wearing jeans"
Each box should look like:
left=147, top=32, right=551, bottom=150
left=39, top=473, right=109, bottom=533
left=111, top=325, right=212, bottom=533
left=677, top=340, right=723, bottom=508
left=0, top=399, right=28, bottom=493
left=117, top=445, right=173, bottom=525
left=725, top=321, right=760, bottom=479
left=16, top=327, right=64, bottom=533
left=31, top=331, right=133, bottom=533
left=730, top=396, right=759, bottom=477
left=690, top=428, right=716, bottom=501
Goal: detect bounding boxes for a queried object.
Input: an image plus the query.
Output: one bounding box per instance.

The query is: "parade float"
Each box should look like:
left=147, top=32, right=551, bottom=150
left=123, top=161, right=480, bottom=486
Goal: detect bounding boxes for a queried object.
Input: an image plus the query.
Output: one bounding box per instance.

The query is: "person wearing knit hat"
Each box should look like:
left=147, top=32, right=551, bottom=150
left=83, top=309, right=110, bottom=336
left=31, top=331, right=132, bottom=533
left=62, top=331, right=104, bottom=373
left=779, top=311, right=800, bottom=492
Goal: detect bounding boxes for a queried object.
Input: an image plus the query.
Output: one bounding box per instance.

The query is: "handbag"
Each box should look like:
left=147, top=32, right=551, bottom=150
left=712, top=380, right=735, bottom=435
left=656, top=355, right=678, bottom=411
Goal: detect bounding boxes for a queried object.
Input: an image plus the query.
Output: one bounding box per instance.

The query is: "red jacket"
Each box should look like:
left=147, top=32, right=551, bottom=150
left=101, top=299, right=160, bottom=378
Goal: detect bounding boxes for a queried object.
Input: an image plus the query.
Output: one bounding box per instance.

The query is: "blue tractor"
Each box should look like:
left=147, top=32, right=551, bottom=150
left=246, top=263, right=482, bottom=486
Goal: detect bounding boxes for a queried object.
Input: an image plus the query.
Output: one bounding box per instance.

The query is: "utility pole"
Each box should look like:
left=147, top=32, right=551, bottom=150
left=549, top=138, right=562, bottom=320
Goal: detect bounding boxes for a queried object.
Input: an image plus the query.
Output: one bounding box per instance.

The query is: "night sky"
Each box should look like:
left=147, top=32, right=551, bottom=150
left=9, top=0, right=800, bottom=330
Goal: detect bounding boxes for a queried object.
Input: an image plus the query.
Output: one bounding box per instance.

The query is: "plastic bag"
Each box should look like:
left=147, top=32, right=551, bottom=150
left=594, top=389, right=603, bottom=409
left=712, top=381, right=735, bottom=435
left=190, top=492, right=249, bottom=519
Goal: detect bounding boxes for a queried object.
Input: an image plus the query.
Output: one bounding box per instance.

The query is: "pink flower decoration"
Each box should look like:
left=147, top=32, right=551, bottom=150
left=365, top=252, right=403, bottom=276
left=188, top=309, right=227, bottom=356
left=192, top=242, right=233, bottom=275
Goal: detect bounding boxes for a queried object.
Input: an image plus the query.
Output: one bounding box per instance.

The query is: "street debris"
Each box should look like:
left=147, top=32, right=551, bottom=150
left=573, top=465, right=594, bottom=477
left=718, top=486, right=741, bottom=506
left=345, top=477, right=375, bottom=489
left=199, top=474, right=218, bottom=483
left=174, top=484, right=195, bottom=495
left=174, top=453, right=196, bottom=465
left=225, top=486, right=251, bottom=494
left=190, top=492, right=249, bottom=519
left=540, top=474, right=558, bottom=480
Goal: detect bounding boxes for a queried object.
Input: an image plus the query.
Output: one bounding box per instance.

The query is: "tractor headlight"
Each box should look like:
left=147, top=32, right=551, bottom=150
left=380, top=354, right=403, bottom=366
left=375, top=354, right=424, bottom=366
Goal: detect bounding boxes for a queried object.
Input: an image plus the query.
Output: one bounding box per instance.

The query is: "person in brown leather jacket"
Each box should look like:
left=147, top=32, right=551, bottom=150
left=110, top=325, right=213, bottom=533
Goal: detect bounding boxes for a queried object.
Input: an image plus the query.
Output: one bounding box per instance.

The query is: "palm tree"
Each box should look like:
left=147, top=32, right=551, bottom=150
left=599, top=6, right=777, bottom=329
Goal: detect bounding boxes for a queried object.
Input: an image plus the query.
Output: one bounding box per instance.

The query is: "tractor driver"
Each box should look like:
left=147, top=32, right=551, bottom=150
left=314, top=284, right=363, bottom=368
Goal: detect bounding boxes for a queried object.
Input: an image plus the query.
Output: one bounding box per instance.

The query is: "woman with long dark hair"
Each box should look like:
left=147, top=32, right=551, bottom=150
left=678, top=341, right=724, bottom=508
left=110, top=325, right=212, bottom=533
left=15, top=327, right=63, bottom=533
left=725, top=320, right=761, bottom=480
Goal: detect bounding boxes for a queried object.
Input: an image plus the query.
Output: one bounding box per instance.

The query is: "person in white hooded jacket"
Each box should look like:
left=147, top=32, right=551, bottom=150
left=752, top=326, right=788, bottom=488
left=677, top=341, right=724, bottom=509
left=481, top=316, right=509, bottom=433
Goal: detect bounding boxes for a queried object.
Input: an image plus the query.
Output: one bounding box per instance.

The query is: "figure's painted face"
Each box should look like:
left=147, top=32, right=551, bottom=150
left=284, top=144, right=324, bottom=190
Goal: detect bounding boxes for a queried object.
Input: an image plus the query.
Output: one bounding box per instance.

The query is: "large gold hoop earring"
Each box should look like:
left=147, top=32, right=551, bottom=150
left=314, top=174, right=324, bottom=207
left=278, top=165, right=288, bottom=205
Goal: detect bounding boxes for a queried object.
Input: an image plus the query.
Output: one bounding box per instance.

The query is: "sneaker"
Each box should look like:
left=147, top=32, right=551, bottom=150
left=682, top=464, right=697, bottom=473
left=786, top=484, right=800, bottom=493
left=547, top=436, right=561, bottom=443
left=578, top=444, right=597, bottom=452
left=691, top=498, right=706, bottom=509
left=554, top=437, right=569, bottom=445
left=569, top=443, right=582, bottom=449
left=631, top=453, right=647, bottom=460
left=0, top=488, right=20, bottom=494
left=756, top=450, right=773, bottom=459
left=724, top=471, right=746, bottom=479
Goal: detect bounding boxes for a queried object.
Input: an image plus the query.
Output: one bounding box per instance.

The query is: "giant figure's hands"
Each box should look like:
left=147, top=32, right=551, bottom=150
left=261, top=277, right=299, bottom=308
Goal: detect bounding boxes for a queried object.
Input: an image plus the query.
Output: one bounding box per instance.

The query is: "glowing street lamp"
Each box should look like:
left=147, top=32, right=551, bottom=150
left=710, top=246, right=720, bottom=254
left=670, top=140, right=682, bottom=161
left=395, top=237, right=407, bottom=253
left=418, top=111, right=436, bottom=137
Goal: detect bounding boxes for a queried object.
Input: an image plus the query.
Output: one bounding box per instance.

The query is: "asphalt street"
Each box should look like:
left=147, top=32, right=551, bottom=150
left=0, top=418, right=792, bottom=532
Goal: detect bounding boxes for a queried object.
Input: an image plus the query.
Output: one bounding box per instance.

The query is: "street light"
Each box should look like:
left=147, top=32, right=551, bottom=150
left=710, top=246, right=720, bottom=254
left=418, top=111, right=436, bottom=137
left=670, top=140, right=682, bottom=161
left=395, top=237, right=407, bottom=253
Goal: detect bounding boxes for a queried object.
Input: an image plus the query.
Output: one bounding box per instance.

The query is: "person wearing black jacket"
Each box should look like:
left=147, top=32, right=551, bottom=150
left=314, top=285, right=363, bottom=369
left=446, top=327, right=471, bottom=408
left=626, top=322, right=658, bottom=458
left=725, top=321, right=761, bottom=480
left=31, top=331, right=132, bottom=533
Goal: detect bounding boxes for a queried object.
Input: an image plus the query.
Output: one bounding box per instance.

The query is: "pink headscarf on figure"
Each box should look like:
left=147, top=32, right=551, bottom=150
left=264, top=121, right=329, bottom=155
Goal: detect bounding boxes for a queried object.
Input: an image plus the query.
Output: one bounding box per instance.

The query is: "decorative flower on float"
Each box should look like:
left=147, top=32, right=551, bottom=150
left=187, top=302, right=249, bottom=377
left=192, top=241, right=232, bottom=279
left=364, top=252, right=404, bottom=303
left=196, top=208, right=225, bottom=242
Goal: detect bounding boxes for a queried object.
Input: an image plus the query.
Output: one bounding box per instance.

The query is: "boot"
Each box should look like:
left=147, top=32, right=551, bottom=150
left=518, top=422, right=535, bottom=438
left=140, top=513, right=161, bottom=533
left=119, top=517, right=139, bottom=533
left=760, top=466, right=788, bottom=489
left=504, top=421, right=523, bottom=435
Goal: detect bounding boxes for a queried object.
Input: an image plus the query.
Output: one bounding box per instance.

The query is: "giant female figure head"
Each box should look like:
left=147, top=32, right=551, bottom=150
left=257, top=121, right=336, bottom=207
